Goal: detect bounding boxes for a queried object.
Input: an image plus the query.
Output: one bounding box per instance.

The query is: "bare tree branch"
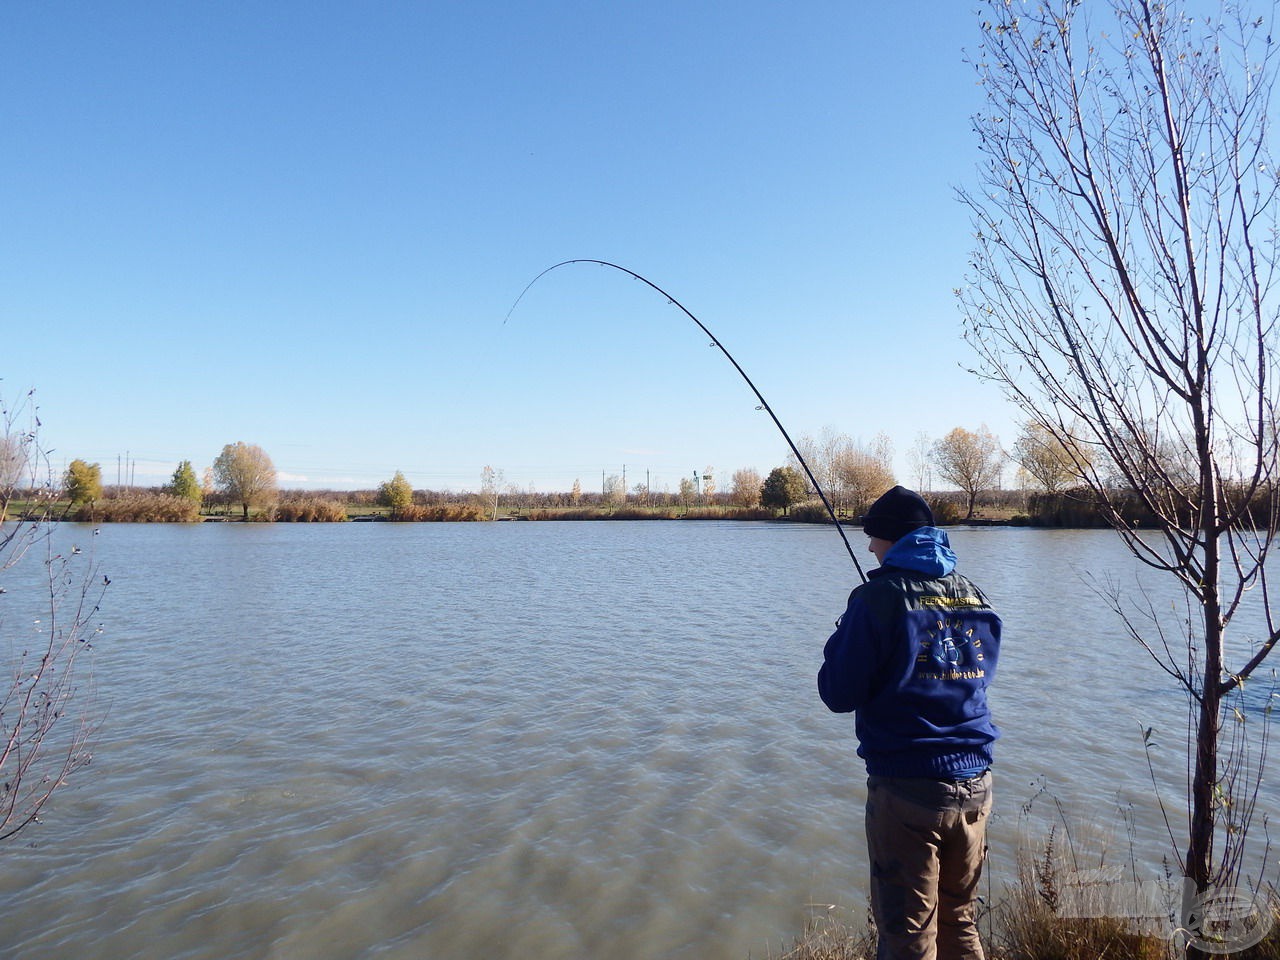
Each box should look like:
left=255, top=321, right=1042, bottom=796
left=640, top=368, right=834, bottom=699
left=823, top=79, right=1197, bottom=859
left=0, top=388, right=104, bottom=842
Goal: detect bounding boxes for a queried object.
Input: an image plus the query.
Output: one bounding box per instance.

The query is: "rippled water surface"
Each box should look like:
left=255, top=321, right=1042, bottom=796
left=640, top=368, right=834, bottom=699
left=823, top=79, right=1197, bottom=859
left=0, top=521, right=1275, bottom=959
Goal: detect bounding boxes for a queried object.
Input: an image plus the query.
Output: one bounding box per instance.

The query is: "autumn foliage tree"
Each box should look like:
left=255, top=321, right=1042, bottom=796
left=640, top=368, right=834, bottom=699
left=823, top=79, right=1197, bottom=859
left=212, top=442, right=277, bottom=519
left=64, top=459, right=102, bottom=507
left=165, top=460, right=203, bottom=504
left=377, top=470, right=414, bottom=517
left=1011, top=421, right=1090, bottom=495
left=730, top=468, right=763, bottom=508
left=834, top=435, right=895, bottom=516
left=761, top=466, right=808, bottom=515
left=931, top=427, right=1003, bottom=519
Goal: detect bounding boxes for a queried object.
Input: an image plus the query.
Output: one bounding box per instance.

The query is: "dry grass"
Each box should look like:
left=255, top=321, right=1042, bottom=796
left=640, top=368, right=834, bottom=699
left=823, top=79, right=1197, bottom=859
left=1232, top=909, right=1280, bottom=959
left=764, top=908, right=876, bottom=960
left=988, top=880, right=1170, bottom=960
left=774, top=818, right=1280, bottom=960
left=775, top=898, right=1275, bottom=960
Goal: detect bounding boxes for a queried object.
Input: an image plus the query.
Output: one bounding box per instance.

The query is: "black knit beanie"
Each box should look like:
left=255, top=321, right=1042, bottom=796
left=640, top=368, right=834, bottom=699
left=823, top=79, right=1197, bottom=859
left=859, top=485, right=934, bottom=542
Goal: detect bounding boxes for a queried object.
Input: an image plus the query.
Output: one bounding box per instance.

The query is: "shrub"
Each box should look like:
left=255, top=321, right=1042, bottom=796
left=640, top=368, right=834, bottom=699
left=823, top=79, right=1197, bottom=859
left=929, top=497, right=964, bottom=525
left=790, top=503, right=831, bottom=524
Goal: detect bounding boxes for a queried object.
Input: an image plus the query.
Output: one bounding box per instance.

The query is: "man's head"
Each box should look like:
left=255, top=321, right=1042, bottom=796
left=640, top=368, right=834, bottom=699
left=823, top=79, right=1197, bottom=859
left=859, top=486, right=934, bottom=559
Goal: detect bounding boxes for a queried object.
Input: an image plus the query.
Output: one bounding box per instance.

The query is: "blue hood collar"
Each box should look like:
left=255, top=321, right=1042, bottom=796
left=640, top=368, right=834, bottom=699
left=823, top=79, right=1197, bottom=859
left=880, top=526, right=956, bottom=577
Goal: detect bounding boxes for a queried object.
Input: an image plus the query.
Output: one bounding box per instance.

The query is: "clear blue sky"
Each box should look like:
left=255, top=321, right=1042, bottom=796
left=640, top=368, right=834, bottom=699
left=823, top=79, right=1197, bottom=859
left=2, top=2, right=1014, bottom=494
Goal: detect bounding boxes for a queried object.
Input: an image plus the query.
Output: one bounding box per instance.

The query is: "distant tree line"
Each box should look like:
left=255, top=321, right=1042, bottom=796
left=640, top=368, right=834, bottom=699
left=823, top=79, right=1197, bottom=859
left=33, top=414, right=1270, bottom=526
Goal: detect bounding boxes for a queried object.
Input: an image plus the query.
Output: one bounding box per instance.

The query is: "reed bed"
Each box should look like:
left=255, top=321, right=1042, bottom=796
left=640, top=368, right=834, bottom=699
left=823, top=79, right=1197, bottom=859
left=271, top=499, right=350, bottom=522
left=72, top=495, right=201, bottom=523
left=526, top=507, right=681, bottom=520
left=393, top=503, right=485, bottom=521
left=523, top=506, right=777, bottom=521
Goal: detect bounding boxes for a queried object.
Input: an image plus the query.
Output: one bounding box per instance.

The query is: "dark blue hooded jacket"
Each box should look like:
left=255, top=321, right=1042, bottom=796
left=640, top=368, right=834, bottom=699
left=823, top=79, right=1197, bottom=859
left=818, top=527, right=1001, bottom=779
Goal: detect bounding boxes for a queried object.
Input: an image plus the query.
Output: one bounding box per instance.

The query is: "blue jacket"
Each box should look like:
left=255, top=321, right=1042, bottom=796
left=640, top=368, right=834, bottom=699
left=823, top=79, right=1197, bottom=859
left=818, top=527, right=1001, bottom=779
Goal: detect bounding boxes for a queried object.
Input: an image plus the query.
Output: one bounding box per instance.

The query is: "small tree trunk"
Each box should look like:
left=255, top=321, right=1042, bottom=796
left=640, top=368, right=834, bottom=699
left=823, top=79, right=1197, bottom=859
left=1188, top=408, right=1224, bottom=896
left=1189, top=669, right=1221, bottom=891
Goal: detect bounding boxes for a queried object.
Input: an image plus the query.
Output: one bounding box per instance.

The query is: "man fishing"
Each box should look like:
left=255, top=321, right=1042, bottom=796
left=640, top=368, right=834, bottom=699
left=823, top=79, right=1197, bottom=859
left=818, top=485, right=1002, bottom=960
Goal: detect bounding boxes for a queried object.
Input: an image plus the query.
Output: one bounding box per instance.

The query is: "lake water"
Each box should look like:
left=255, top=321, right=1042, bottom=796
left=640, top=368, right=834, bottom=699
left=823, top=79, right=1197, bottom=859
left=0, top=521, right=1275, bottom=959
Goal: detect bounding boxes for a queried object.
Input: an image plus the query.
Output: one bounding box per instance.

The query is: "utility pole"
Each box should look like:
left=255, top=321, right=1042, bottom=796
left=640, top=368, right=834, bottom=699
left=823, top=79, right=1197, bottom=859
left=622, top=464, right=626, bottom=503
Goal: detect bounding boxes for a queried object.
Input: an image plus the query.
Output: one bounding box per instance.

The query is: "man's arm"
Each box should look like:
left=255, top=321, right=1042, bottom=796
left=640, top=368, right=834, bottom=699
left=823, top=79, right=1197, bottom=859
left=818, top=593, right=881, bottom=713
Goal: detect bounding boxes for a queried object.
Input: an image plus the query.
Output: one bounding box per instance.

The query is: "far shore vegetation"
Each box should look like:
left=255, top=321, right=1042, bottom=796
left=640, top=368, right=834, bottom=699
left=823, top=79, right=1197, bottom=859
left=10, top=479, right=1275, bottom=530
left=23, top=412, right=1256, bottom=529
left=30, top=411, right=1275, bottom=529
left=11, top=426, right=1277, bottom=529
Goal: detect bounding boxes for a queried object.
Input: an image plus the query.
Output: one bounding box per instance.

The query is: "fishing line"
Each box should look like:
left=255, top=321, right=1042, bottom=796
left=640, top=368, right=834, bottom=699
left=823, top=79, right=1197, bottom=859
left=506, top=258, right=867, bottom=581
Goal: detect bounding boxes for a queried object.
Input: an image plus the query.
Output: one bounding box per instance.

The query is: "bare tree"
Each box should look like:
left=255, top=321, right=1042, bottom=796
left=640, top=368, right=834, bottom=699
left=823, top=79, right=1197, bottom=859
left=212, top=442, right=277, bottom=519
left=0, top=390, right=103, bottom=841
left=700, top=466, right=716, bottom=502
left=833, top=438, right=895, bottom=516
left=906, top=431, right=933, bottom=493
left=788, top=430, right=835, bottom=500
left=791, top=428, right=894, bottom=515
left=0, top=432, right=27, bottom=517
left=479, top=465, right=504, bottom=520
left=603, top=474, right=625, bottom=508
left=932, top=426, right=1004, bottom=519
left=678, top=476, right=697, bottom=512
left=959, top=0, right=1280, bottom=908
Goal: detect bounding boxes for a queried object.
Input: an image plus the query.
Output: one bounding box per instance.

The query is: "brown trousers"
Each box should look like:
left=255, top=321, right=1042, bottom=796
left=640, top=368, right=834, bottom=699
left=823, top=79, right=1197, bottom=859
left=865, top=771, right=992, bottom=960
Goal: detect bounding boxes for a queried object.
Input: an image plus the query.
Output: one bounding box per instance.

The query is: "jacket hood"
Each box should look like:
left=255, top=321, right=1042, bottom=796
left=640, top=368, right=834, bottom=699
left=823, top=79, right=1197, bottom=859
left=881, top=526, right=956, bottom=577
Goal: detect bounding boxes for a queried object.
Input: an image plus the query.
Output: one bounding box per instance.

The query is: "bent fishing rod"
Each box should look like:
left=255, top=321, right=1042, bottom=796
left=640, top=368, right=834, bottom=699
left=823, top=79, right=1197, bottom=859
left=506, top=258, right=867, bottom=583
